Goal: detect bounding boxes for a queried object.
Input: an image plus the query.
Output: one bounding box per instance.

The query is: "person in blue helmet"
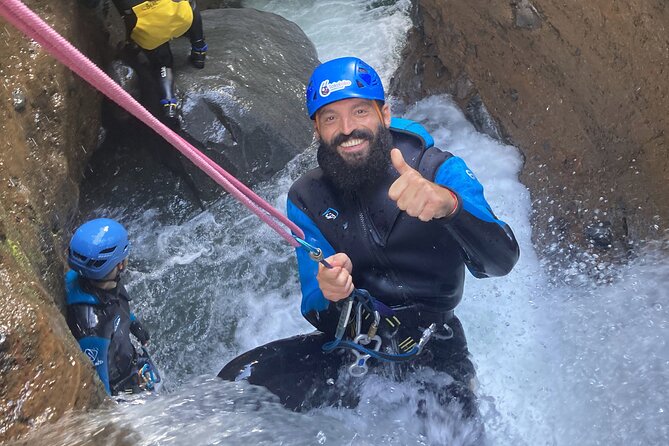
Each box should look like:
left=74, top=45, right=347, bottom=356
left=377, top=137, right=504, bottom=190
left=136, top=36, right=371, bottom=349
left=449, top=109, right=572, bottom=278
left=65, top=218, right=158, bottom=395
left=220, top=57, right=519, bottom=423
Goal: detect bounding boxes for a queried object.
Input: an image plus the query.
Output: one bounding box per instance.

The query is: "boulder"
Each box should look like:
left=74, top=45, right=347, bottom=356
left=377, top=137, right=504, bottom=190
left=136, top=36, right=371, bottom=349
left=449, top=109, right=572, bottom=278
left=170, top=8, right=319, bottom=198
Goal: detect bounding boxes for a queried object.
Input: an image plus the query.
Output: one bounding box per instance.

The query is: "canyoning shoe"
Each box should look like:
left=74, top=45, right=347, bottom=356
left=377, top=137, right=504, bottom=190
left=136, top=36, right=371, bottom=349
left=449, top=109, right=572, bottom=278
left=161, top=99, right=178, bottom=121
left=189, top=43, right=208, bottom=69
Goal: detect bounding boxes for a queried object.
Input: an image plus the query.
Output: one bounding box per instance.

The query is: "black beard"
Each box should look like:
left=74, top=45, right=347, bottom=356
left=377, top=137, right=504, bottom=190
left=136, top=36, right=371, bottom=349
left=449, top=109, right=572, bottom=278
left=317, top=125, right=393, bottom=193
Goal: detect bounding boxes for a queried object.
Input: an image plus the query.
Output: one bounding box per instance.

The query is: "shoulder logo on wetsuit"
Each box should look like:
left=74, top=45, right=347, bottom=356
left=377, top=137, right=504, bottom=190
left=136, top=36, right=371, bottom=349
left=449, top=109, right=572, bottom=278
left=322, top=208, right=339, bottom=220
left=319, top=79, right=352, bottom=98
left=113, top=315, right=121, bottom=332
left=85, top=348, right=103, bottom=366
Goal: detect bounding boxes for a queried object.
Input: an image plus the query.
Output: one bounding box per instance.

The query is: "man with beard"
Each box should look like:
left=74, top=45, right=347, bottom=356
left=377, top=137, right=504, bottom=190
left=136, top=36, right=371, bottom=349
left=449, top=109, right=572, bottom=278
left=218, top=58, right=519, bottom=424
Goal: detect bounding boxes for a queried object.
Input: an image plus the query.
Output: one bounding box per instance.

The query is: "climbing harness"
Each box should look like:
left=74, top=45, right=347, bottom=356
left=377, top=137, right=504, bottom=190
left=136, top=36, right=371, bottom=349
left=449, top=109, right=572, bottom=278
left=294, top=235, right=437, bottom=375
left=111, top=346, right=162, bottom=394
left=329, top=290, right=437, bottom=377
left=0, top=0, right=304, bottom=248
left=139, top=363, right=158, bottom=390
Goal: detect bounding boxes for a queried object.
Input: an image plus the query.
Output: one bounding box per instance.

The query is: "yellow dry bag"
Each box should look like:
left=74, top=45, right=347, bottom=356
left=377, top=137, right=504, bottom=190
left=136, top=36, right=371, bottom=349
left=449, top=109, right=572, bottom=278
left=130, top=0, right=194, bottom=50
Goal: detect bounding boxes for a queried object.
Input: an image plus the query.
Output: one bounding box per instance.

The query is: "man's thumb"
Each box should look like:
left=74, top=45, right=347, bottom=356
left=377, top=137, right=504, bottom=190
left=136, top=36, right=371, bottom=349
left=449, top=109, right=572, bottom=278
left=391, top=148, right=411, bottom=174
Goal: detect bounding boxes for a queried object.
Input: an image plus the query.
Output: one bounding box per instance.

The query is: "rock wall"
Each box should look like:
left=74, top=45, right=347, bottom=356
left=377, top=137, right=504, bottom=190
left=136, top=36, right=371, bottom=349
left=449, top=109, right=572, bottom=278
left=0, top=0, right=109, bottom=441
left=1, top=2, right=315, bottom=441
left=391, top=0, right=669, bottom=262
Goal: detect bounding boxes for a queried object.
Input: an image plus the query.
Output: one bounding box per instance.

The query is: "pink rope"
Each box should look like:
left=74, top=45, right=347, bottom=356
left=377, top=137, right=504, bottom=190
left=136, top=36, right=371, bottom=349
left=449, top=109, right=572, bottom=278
left=0, top=0, right=304, bottom=245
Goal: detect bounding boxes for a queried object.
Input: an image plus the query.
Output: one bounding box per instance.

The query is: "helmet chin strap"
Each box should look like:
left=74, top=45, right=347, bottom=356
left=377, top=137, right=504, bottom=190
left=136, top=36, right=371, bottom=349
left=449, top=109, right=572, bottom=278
left=372, top=100, right=385, bottom=124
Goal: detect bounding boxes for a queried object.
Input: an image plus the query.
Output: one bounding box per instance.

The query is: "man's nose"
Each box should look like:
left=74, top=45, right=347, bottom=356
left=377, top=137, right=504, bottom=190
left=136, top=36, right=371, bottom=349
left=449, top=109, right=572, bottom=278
left=340, top=115, right=356, bottom=136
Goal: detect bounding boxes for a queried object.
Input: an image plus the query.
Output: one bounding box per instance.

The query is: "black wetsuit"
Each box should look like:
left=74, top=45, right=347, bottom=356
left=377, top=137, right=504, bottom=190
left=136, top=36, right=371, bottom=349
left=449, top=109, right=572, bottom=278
left=65, top=270, right=150, bottom=394
left=220, top=118, right=519, bottom=414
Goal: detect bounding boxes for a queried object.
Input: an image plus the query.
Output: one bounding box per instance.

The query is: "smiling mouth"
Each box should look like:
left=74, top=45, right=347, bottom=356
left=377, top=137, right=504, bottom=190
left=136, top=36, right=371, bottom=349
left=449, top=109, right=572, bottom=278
left=339, top=138, right=367, bottom=149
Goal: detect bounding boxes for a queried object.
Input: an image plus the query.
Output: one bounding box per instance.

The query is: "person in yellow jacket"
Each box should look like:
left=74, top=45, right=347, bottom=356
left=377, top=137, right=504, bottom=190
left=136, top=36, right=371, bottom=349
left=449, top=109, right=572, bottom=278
left=86, top=0, right=208, bottom=120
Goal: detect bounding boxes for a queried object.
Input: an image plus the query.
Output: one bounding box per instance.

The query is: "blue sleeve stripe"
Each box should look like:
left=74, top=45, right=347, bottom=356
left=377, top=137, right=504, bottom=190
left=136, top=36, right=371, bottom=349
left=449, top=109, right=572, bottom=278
left=287, top=198, right=334, bottom=315
left=434, top=156, right=501, bottom=225
left=78, top=336, right=111, bottom=394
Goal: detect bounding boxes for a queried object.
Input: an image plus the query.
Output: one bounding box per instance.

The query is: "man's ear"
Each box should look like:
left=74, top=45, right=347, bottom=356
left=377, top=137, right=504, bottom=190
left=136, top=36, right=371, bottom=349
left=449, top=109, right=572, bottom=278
left=382, top=103, right=391, bottom=128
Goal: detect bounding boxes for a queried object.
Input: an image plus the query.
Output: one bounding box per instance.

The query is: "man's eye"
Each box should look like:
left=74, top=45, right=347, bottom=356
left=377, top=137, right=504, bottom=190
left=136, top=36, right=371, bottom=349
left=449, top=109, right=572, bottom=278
left=355, top=108, right=368, bottom=115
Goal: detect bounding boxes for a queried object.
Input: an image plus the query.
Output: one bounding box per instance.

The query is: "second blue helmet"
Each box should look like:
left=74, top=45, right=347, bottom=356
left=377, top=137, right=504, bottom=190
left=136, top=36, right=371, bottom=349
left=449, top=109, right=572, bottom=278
left=68, top=218, right=130, bottom=280
left=306, top=57, right=385, bottom=119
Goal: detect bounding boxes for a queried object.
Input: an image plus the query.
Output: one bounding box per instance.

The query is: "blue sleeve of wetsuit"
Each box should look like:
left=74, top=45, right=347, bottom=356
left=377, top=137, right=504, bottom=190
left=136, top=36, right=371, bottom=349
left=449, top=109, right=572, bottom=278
left=78, top=336, right=112, bottom=395
left=286, top=198, right=336, bottom=317
left=434, top=156, right=520, bottom=278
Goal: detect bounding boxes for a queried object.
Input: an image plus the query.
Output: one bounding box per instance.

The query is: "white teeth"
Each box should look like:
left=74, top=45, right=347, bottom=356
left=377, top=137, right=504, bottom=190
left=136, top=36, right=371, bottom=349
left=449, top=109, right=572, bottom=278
left=340, top=138, right=364, bottom=148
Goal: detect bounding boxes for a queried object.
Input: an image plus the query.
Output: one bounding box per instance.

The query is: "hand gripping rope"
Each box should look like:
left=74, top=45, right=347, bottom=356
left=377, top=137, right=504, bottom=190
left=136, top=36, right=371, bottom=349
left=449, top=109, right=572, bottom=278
left=0, top=0, right=304, bottom=247
left=294, top=238, right=438, bottom=376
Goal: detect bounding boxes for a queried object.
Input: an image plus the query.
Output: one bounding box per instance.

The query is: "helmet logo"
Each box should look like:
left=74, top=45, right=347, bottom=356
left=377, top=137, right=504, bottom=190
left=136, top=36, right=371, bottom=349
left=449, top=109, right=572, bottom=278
left=319, top=79, right=352, bottom=98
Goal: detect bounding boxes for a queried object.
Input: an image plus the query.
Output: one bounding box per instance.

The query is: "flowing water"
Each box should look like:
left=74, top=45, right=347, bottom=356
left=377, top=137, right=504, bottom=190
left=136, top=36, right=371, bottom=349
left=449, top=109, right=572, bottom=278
left=15, top=1, right=668, bottom=445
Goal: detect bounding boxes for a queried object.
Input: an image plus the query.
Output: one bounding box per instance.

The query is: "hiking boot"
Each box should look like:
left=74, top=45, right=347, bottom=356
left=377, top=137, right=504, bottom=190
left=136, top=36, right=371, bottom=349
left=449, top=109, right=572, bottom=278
left=190, top=43, right=208, bottom=69
left=161, top=99, right=178, bottom=120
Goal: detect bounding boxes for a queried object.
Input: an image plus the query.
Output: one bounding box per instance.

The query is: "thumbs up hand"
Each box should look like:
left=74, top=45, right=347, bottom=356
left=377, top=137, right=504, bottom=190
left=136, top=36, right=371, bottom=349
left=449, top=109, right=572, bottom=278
left=388, top=148, right=458, bottom=221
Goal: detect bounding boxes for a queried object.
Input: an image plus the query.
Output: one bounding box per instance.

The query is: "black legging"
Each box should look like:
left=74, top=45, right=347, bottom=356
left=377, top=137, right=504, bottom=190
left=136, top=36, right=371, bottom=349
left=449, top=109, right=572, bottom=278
left=218, top=315, right=478, bottom=415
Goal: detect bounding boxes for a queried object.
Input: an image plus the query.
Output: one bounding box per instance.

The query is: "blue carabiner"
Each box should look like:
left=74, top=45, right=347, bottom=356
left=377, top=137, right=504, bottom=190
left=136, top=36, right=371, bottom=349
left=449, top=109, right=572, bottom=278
left=293, top=235, right=333, bottom=268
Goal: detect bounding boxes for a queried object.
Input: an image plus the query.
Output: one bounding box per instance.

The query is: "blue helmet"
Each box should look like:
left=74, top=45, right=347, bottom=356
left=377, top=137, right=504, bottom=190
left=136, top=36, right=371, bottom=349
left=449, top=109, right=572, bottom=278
left=68, top=218, right=130, bottom=280
left=306, top=57, right=385, bottom=119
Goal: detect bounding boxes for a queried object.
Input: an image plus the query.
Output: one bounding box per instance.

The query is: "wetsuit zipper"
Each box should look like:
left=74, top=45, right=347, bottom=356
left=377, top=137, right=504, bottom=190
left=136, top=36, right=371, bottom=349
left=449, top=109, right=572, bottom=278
left=354, top=194, right=410, bottom=304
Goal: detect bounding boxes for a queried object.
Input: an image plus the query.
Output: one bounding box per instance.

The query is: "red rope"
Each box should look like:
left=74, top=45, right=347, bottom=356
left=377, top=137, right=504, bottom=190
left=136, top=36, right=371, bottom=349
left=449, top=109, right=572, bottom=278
left=0, top=0, right=304, bottom=245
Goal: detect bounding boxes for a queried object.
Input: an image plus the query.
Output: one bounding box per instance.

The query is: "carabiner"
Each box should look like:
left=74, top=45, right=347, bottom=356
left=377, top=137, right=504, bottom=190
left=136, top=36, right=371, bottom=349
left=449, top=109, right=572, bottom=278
left=293, top=236, right=333, bottom=268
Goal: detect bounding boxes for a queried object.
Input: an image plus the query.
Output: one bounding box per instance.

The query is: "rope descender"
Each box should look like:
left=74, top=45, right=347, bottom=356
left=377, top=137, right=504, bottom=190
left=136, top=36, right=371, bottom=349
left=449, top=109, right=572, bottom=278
left=292, top=236, right=333, bottom=268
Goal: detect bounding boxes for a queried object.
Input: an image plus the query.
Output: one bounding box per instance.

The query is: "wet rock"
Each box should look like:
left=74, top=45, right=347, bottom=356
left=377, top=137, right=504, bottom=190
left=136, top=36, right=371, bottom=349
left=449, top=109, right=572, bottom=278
left=12, top=89, right=26, bottom=112
left=105, top=59, right=141, bottom=122
left=513, top=0, right=542, bottom=30
left=199, top=0, right=242, bottom=9
left=585, top=221, right=614, bottom=249
left=465, top=95, right=503, bottom=141
left=170, top=8, right=318, bottom=198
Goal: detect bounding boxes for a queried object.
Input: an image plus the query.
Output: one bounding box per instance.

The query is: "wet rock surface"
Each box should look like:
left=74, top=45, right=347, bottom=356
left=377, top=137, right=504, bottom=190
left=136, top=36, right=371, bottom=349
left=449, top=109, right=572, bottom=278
left=170, top=8, right=318, bottom=199
left=391, top=0, right=669, bottom=262
left=1, top=1, right=111, bottom=439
